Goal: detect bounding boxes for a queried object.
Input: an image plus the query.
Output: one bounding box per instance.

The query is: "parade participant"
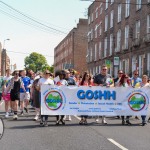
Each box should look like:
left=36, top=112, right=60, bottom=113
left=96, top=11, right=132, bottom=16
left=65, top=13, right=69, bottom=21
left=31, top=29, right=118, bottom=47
left=64, top=70, right=76, bottom=121
left=114, top=70, right=123, bottom=86
left=140, top=75, right=149, bottom=126
left=119, top=74, right=132, bottom=125
left=79, top=72, right=92, bottom=125
left=131, top=70, right=142, bottom=120
left=37, top=70, right=54, bottom=127
left=93, top=65, right=114, bottom=124
left=20, top=70, right=31, bottom=115
left=55, top=70, right=68, bottom=125
left=5, top=70, right=25, bottom=120
left=32, top=74, right=42, bottom=121
left=0, top=76, right=4, bottom=102
left=75, top=74, right=81, bottom=86
left=3, top=69, right=12, bottom=118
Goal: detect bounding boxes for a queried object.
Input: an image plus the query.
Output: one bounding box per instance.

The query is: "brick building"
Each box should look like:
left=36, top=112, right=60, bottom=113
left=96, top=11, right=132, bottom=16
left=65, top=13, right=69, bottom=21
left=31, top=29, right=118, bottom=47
left=87, top=0, right=150, bottom=77
left=54, top=19, right=88, bottom=74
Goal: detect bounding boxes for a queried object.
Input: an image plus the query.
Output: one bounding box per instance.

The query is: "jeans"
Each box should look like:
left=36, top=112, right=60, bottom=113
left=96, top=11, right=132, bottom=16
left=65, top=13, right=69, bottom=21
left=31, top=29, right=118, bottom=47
left=141, top=115, right=146, bottom=122
left=41, top=115, right=48, bottom=121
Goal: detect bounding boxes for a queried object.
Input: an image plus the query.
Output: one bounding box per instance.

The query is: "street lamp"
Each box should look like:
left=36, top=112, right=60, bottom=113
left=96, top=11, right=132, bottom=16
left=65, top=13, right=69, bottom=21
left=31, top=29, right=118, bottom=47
left=3, top=38, right=10, bottom=49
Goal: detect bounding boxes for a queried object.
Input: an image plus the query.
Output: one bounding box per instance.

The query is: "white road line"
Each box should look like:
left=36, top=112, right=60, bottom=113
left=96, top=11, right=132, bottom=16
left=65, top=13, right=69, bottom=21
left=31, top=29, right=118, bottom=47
left=75, top=116, right=128, bottom=150
left=108, top=138, right=128, bottom=150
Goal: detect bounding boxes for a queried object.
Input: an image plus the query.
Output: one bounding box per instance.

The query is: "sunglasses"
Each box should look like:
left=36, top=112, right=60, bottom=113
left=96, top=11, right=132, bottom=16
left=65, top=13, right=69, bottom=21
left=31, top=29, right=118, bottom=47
left=119, top=73, right=123, bottom=74
left=15, top=73, right=19, bottom=75
left=102, top=69, right=107, bottom=71
left=134, top=74, right=138, bottom=75
left=45, top=73, right=50, bottom=75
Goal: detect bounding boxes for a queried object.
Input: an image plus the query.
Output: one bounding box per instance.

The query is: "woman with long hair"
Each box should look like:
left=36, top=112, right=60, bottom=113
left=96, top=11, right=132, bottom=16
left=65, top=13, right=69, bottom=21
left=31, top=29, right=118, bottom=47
left=119, top=74, right=132, bottom=125
left=55, top=70, right=68, bottom=125
left=79, top=71, right=92, bottom=125
left=140, top=75, right=149, bottom=126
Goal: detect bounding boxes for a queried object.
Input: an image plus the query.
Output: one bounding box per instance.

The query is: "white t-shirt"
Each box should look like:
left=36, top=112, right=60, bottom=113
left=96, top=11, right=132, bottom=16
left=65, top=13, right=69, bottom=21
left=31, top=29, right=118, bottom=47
left=38, top=78, right=54, bottom=86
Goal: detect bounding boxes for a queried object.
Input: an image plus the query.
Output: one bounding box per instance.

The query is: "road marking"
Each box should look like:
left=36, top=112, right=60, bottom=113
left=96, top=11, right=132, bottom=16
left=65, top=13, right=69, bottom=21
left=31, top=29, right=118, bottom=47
left=108, top=138, right=128, bottom=150
left=75, top=116, right=128, bottom=150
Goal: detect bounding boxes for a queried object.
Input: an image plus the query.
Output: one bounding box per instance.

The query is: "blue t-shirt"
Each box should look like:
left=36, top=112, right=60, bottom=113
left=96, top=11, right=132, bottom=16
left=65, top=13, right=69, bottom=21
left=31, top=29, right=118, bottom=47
left=20, top=76, right=31, bottom=93
left=130, top=77, right=142, bottom=87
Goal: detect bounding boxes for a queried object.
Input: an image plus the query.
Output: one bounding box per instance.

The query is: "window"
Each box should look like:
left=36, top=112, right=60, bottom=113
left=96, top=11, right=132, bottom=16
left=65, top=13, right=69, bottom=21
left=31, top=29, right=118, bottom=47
left=136, top=0, right=141, bottom=10
left=147, top=53, right=150, bottom=76
left=88, top=16, right=90, bottom=24
left=147, top=15, right=150, bottom=33
left=91, top=29, right=93, bottom=40
left=90, top=48, right=93, bottom=62
left=91, top=13, right=94, bottom=22
left=135, top=20, right=140, bottom=38
left=118, top=4, right=122, bottom=22
left=99, top=42, right=102, bottom=58
left=99, top=22, right=102, bottom=35
left=125, top=25, right=129, bottom=48
left=110, top=34, right=113, bottom=56
left=148, top=0, right=150, bottom=3
left=106, top=0, right=108, bottom=9
left=100, top=3, right=103, bottom=14
left=104, top=37, right=108, bottom=57
left=94, top=44, right=97, bottom=61
left=105, top=15, right=108, bottom=31
left=116, top=30, right=121, bottom=51
left=110, top=0, right=114, bottom=4
left=125, top=0, right=130, bottom=18
left=95, top=25, right=98, bottom=38
left=110, top=10, right=114, bottom=28
left=139, top=55, right=144, bottom=77
left=95, top=7, right=98, bottom=19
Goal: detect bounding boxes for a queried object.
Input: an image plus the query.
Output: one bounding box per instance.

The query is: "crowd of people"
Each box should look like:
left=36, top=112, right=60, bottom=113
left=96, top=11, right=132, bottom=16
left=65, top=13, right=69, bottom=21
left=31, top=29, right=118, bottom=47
left=0, top=65, right=150, bottom=127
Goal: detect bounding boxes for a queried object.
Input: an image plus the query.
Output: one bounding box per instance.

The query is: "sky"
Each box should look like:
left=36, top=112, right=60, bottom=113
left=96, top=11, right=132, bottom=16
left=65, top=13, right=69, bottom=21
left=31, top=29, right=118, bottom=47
left=0, top=0, right=92, bottom=70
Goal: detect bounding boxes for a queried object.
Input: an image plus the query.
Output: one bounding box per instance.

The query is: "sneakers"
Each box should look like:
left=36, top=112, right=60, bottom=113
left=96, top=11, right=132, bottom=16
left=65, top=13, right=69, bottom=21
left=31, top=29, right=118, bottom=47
left=102, top=117, right=107, bottom=124
left=40, top=121, right=44, bottom=127
left=5, top=112, right=9, bottom=118
left=13, top=115, right=18, bottom=120
left=33, top=115, right=39, bottom=121
left=95, top=118, right=99, bottom=123
left=20, top=111, right=24, bottom=116
left=135, top=116, right=140, bottom=120
left=24, top=107, right=29, bottom=113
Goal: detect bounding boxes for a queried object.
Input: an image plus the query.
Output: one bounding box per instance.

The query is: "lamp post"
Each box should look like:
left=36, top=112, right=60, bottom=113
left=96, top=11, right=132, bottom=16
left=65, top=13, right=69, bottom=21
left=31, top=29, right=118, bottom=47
left=1, top=39, right=10, bottom=76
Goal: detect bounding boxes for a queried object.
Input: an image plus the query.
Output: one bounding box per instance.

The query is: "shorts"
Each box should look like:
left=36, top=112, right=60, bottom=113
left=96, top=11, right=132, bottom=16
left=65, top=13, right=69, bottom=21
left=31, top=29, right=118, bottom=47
left=2, top=93, right=11, bottom=101
left=10, top=92, right=20, bottom=101
left=20, top=93, right=30, bottom=101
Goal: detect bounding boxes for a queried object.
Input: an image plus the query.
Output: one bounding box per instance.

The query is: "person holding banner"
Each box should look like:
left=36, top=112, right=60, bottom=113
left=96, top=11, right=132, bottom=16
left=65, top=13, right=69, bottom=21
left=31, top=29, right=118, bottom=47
left=37, top=70, right=54, bottom=127
left=55, top=70, right=68, bottom=125
left=93, top=65, right=114, bottom=124
left=130, top=70, right=142, bottom=120
left=64, top=70, right=76, bottom=121
left=140, top=75, right=150, bottom=126
left=79, top=72, right=93, bottom=125
left=118, top=74, right=132, bottom=125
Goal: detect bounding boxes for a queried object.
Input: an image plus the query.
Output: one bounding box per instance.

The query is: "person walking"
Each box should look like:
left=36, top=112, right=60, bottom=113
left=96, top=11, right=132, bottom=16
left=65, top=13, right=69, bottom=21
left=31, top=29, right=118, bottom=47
left=5, top=70, right=25, bottom=120
left=55, top=70, right=68, bottom=125
left=64, top=70, right=76, bottom=121
left=79, top=72, right=92, bottom=125
left=37, top=70, right=54, bottom=127
left=3, top=69, right=12, bottom=118
left=20, top=70, right=31, bottom=115
left=131, top=70, right=142, bottom=120
left=118, top=74, right=132, bottom=125
left=93, top=65, right=114, bottom=125
left=140, top=75, right=150, bottom=126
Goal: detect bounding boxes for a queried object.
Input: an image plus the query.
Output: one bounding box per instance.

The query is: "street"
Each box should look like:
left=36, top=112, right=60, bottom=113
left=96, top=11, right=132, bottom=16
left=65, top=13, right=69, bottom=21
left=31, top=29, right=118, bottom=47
left=0, top=102, right=150, bottom=150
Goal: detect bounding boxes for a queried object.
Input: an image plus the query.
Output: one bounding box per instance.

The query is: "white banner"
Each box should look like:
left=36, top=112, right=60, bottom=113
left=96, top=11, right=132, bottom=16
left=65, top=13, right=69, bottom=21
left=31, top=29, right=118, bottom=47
left=41, top=85, right=150, bottom=116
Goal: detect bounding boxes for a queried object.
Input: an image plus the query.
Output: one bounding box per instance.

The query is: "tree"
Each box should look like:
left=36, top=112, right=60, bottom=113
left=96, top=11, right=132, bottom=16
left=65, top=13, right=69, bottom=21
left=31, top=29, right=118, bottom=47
left=24, top=52, right=53, bottom=72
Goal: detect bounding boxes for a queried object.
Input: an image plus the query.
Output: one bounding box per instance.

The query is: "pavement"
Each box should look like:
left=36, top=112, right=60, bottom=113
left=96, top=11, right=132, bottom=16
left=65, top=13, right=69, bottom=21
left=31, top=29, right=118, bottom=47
left=0, top=100, right=150, bottom=150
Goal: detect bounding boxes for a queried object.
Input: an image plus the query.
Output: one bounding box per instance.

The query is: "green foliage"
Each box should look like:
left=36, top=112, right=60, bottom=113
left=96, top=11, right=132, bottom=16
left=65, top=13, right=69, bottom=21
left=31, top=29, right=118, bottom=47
left=24, top=52, right=53, bottom=72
